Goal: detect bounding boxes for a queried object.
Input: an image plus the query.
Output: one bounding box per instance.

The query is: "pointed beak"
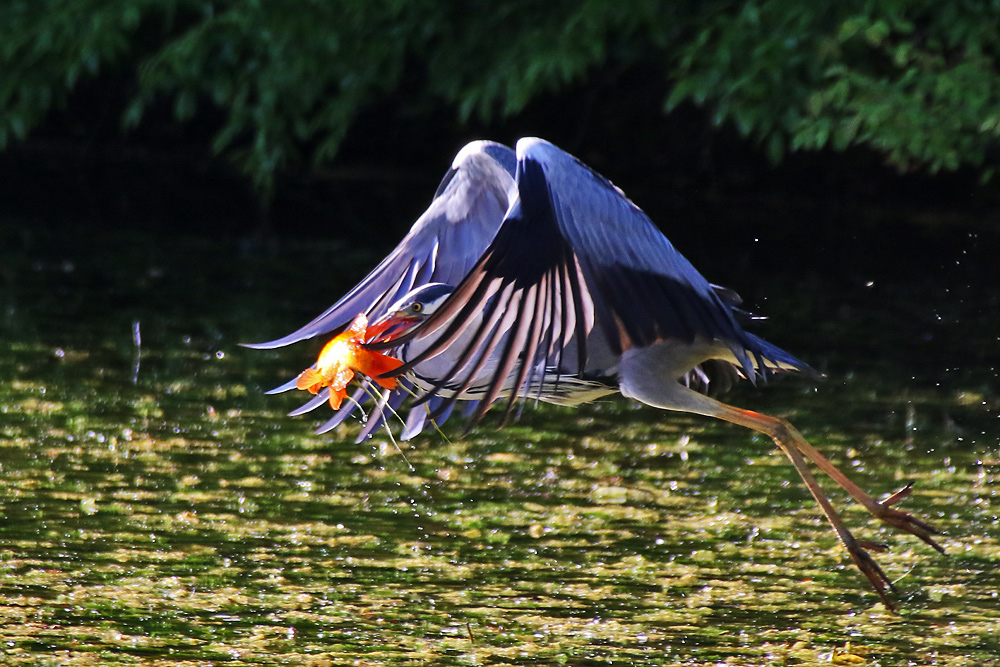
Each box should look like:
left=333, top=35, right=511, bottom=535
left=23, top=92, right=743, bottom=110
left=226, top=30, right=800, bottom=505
left=366, top=311, right=417, bottom=344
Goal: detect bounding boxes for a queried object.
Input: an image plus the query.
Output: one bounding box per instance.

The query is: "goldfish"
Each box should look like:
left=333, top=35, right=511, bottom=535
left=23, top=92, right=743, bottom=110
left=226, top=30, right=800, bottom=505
left=295, top=313, right=404, bottom=410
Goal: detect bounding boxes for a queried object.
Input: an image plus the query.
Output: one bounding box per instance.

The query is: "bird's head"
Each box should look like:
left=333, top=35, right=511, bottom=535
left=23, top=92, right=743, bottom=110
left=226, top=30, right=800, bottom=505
left=367, top=283, right=454, bottom=343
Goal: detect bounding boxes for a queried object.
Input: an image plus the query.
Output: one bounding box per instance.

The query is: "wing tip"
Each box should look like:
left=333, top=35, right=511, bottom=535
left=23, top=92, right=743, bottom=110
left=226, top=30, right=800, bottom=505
left=241, top=339, right=289, bottom=350
left=454, top=140, right=512, bottom=168
left=515, top=137, right=556, bottom=164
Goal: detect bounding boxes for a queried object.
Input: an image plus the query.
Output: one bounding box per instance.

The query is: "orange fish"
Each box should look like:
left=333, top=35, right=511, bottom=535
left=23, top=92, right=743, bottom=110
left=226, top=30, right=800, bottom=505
left=295, top=313, right=404, bottom=410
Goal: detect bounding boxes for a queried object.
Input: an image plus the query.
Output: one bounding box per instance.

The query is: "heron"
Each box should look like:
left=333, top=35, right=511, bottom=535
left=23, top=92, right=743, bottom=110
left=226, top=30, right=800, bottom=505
left=250, top=137, right=943, bottom=610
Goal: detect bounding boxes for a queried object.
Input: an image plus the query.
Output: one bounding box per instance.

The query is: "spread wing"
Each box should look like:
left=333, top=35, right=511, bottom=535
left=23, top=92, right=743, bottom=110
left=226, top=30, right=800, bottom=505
left=374, top=137, right=774, bottom=425
left=248, top=141, right=515, bottom=439
left=246, top=141, right=515, bottom=350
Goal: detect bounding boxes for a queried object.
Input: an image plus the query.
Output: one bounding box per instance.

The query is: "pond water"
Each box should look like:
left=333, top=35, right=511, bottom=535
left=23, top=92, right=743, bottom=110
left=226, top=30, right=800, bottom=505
left=0, top=222, right=997, bottom=666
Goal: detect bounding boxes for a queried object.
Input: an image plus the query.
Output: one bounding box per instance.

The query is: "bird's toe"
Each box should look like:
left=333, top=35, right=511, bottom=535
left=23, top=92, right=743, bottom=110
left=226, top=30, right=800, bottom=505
left=871, top=484, right=945, bottom=554
left=845, top=543, right=898, bottom=611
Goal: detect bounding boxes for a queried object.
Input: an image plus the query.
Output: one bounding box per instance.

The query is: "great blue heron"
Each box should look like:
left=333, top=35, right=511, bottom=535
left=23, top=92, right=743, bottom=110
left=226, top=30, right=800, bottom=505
left=250, top=137, right=942, bottom=610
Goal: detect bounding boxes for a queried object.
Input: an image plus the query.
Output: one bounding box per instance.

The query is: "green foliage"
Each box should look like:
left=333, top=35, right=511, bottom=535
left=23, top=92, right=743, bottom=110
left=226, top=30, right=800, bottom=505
left=422, top=0, right=669, bottom=121
left=669, top=0, right=1000, bottom=176
left=0, top=0, right=151, bottom=145
left=126, top=1, right=433, bottom=197
left=2, top=0, right=999, bottom=195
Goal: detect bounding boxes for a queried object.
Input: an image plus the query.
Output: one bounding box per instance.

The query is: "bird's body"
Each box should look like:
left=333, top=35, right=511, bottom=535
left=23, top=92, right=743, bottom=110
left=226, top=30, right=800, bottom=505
left=250, top=137, right=943, bottom=610
left=369, top=139, right=814, bottom=427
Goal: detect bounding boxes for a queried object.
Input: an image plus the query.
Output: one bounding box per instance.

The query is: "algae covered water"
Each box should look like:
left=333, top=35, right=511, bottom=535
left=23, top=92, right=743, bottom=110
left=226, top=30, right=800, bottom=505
left=0, top=223, right=997, bottom=665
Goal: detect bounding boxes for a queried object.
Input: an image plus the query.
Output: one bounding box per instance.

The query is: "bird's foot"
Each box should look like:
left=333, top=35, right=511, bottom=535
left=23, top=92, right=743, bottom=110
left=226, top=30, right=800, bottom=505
left=871, top=483, right=945, bottom=555
left=843, top=536, right=897, bottom=612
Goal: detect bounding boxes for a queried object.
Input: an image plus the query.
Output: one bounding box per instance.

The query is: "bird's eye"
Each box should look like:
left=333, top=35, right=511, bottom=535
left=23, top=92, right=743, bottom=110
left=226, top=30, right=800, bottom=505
left=411, top=302, right=423, bottom=313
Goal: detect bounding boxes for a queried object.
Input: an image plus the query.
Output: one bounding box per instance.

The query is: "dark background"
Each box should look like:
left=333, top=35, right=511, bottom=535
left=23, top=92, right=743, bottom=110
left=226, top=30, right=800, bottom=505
left=3, top=65, right=998, bottom=291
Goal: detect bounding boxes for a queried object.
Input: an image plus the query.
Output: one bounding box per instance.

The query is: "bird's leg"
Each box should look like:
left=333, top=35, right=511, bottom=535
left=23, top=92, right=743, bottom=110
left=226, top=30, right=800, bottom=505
left=702, top=402, right=899, bottom=609
left=775, top=430, right=944, bottom=554
left=620, top=378, right=940, bottom=606
left=693, top=398, right=941, bottom=549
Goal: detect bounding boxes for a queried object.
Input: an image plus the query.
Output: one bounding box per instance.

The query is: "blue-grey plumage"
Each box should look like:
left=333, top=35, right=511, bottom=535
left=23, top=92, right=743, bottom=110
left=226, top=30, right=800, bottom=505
left=245, top=140, right=516, bottom=439
left=364, top=138, right=942, bottom=611
left=246, top=140, right=516, bottom=350
left=372, top=282, right=619, bottom=408
left=253, top=137, right=942, bottom=610
left=375, top=137, right=817, bottom=424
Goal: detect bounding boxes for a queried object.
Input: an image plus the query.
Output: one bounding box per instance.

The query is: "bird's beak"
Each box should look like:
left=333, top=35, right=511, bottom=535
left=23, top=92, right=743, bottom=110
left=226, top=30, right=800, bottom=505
left=366, top=311, right=417, bottom=344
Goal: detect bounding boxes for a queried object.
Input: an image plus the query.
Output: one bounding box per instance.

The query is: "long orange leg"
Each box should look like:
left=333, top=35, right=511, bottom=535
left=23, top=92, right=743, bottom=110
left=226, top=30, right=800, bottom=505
left=776, top=430, right=943, bottom=554
left=701, top=401, right=943, bottom=610
left=621, top=376, right=942, bottom=607
left=708, top=404, right=897, bottom=607
left=711, top=405, right=942, bottom=551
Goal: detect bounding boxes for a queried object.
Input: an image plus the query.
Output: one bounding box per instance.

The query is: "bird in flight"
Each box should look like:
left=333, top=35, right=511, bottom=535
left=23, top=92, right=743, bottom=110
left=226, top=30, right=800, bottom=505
left=249, top=138, right=943, bottom=610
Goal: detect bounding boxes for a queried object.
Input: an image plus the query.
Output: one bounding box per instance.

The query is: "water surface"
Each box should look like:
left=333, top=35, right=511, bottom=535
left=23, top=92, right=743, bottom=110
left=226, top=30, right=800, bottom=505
left=0, top=224, right=997, bottom=665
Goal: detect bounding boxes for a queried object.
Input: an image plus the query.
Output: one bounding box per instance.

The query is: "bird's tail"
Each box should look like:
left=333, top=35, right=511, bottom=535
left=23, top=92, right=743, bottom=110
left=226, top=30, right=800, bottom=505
left=745, top=333, right=823, bottom=381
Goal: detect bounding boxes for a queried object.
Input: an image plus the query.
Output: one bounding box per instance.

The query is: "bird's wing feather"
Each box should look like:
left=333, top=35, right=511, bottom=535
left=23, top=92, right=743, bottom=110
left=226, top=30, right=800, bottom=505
left=375, top=137, right=757, bottom=422
left=245, top=141, right=516, bottom=349
left=529, top=138, right=749, bottom=358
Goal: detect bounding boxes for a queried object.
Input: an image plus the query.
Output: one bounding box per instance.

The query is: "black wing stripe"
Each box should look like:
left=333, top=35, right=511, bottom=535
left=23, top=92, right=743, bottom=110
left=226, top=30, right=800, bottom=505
left=424, top=285, right=519, bottom=422
left=533, top=272, right=558, bottom=400
left=413, top=279, right=516, bottom=410
left=564, top=255, right=590, bottom=374
left=499, top=283, right=545, bottom=422
left=369, top=250, right=500, bottom=358
left=370, top=140, right=807, bottom=433
left=470, top=284, right=537, bottom=424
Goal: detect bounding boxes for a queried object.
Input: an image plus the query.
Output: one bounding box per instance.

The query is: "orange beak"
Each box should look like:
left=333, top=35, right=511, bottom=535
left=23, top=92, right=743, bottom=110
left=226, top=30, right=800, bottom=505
left=364, top=311, right=418, bottom=344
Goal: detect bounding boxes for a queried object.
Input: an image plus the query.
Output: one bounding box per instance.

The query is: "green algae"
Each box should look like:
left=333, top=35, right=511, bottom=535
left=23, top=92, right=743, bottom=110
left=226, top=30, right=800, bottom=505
left=0, top=224, right=997, bottom=666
